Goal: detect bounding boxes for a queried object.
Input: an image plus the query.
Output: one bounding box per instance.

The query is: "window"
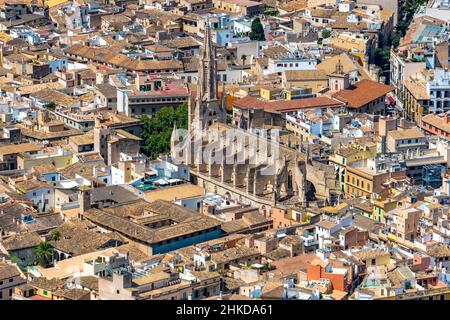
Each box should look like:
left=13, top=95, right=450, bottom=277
left=371, top=259, right=376, bottom=265
left=116, top=290, right=120, bottom=294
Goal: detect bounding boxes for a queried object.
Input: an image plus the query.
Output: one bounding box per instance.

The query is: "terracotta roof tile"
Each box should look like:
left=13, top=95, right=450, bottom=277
left=233, top=96, right=343, bottom=112
left=332, top=79, right=395, bottom=109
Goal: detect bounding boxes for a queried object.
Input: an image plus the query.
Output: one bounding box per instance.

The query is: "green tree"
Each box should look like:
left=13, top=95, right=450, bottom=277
left=322, top=29, right=331, bottom=39
left=250, top=18, right=265, bottom=41
left=50, top=229, right=61, bottom=241
left=45, top=102, right=56, bottom=110
left=390, top=32, right=401, bottom=48
left=389, top=0, right=428, bottom=49
left=139, top=103, right=188, bottom=159
left=372, top=0, right=428, bottom=73
left=34, top=241, right=54, bottom=267
left=241, top=54, right=247, bottom=65
left=265, top=9, right=279, bottom=17
left=10, top=253, right=26, bottom=272
left=375, top=47, right=391, bottom=72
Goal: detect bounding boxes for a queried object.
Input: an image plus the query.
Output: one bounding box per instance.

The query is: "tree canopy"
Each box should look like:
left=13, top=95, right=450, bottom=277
left=45, top=102, right=56, bottom=110
left=34, top=241, right=54, bottom=267
left=241, top=54, right=247, bottom=65
left=373, top=0, right=428, bottom=75
left=50, top=229, right=61, bottom=241
left=10, top=253, right=26, bottom=272
left=139, top=103, right=188, bottom=159
left=391, top=0, right=428, bottom=48
left=322, top=29, right=331, bottom=39
left=250, top=18, right=265, bottom=41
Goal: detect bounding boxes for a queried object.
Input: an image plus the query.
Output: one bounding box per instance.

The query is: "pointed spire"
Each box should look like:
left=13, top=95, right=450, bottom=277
left=203, top=17, right=213, bottom=62
left=171, top=121, right=178, bottom=147
left=199, top=18, right=217, bottom=102
left=191, top=17, right=225, bottom=132
left=172, top=121, right=178, bottom=134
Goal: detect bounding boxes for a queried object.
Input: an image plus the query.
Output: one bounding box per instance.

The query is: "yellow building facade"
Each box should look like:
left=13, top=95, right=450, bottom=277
left=260, top=87, right=282, bottom=100
left=17, top=149, right=74, bottom=170
left=372, top=194, right=398, bottom=223
left=377, top=287, right=450, bottom=300
left=345, top=166, right=375, bottom=199
left=329, top=144, right=377, bottom=194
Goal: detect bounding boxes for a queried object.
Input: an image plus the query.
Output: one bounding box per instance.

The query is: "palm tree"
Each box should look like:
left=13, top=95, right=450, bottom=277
left=241, top=54, right=247, bottom=66
left=34, top=241, right=54, bottom=267
left=50, top=229, right=61, bottom=241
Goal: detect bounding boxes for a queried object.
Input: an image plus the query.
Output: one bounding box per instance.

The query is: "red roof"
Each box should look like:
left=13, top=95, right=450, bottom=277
left=233, top=96, right=343, bottom=112
left=151, top=82, right=188, bottom=95
left=332, top=79, right=395, bottom=109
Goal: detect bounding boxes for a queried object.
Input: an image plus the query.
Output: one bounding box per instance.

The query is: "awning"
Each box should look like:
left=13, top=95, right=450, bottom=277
left=387, top=96, right=396, bottom=105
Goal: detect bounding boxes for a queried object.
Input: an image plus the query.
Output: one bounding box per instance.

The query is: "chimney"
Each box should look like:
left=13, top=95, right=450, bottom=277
left=79, top=186, right=91, bottom=215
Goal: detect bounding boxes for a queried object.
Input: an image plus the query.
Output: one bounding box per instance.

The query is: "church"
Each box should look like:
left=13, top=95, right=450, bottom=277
left=171, top=22, right=341, bottom=213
